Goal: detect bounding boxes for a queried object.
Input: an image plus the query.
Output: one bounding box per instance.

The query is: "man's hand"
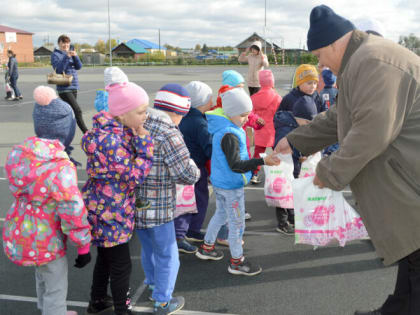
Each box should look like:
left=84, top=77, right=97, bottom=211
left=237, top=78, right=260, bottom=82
left=313, top=174, right=325, bottom=188
left=274, top=137, right=292, bottom=154
left=263, top=152, right=281, bottom=166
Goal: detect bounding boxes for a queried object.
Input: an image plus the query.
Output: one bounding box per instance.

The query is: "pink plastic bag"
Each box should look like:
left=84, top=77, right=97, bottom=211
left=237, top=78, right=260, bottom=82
left=292, top=177, right=369, bottom=247
left=173, top=184, right=197, bottom=218
left=262, top=153, right=294, bottom=208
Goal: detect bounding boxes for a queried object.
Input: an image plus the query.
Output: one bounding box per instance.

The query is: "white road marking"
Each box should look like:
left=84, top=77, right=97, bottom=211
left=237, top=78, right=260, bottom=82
left=0, top=294, right=237, bottom=314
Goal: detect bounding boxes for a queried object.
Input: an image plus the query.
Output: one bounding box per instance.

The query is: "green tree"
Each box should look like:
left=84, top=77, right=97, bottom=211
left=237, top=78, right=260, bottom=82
left=94, top=39, right=106, bottom=54
left=195, top=44, right=201, bottom=51
left=399, top=33, right=420, bottom=55
left=105, top=38, right=118, bottom=53
left=201, top=43, right=208, bottom=54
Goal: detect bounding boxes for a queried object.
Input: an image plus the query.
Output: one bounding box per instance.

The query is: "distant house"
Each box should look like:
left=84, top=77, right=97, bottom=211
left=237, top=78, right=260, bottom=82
left=127, top=39, right=166, bottom=54
left=236, top=32, right=281, bottom=55
left=34, top=46, right=53, bottom=58
left=0, top=25, right=34, bottom=63
left=112, top=42, right=147, bottom=60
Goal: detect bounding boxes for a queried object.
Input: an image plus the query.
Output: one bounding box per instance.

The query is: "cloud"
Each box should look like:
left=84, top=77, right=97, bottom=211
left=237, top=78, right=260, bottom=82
left=1, top=0, right=419, bottom=49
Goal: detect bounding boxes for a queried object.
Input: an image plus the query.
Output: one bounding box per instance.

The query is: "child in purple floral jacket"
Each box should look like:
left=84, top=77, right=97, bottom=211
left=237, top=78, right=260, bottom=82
left=82, top=80, right=154, bottom=315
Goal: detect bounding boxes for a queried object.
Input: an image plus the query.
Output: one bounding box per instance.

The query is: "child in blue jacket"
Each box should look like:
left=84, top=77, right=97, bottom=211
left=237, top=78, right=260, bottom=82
left=196, top=88, right=280, bottom=276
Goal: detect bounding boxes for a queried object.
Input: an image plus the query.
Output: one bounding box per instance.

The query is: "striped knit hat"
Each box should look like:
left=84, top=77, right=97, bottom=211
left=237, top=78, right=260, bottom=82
left=154, top=83, right=191, bottom=116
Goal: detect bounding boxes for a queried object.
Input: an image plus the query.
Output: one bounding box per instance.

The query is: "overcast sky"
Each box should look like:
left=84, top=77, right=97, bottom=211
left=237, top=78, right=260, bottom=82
left=2, top=0, right=420, bottom=49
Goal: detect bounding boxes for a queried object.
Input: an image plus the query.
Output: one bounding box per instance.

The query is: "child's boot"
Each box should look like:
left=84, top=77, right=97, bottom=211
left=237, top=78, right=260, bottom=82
left=86, top=295, right=113, bottom=314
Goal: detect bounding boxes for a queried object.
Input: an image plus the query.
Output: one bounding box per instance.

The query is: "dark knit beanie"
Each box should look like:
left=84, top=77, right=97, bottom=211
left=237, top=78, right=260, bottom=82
left=32, top=86, right=76, bottom=149
left=307, top=5, right=355, bottom=51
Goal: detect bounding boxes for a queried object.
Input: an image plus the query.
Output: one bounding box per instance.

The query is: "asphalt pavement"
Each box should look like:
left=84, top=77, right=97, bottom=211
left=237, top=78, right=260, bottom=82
left=0, top=66, right=397, bottom=315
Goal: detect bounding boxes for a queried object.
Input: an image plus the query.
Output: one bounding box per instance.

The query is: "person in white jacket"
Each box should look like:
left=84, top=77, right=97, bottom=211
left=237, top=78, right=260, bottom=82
left=238, top=40, right=269, bottom=96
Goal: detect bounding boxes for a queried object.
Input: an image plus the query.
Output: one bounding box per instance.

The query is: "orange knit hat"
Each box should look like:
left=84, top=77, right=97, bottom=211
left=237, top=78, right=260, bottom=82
left=295, top=64, right=319, bottom=87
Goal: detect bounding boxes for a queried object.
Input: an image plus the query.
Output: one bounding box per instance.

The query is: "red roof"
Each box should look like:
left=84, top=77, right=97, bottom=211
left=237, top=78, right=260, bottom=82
left=0, top=25, right=33, bottom=35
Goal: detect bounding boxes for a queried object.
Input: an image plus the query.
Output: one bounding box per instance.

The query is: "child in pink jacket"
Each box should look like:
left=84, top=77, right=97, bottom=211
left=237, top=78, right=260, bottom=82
left=3, top=86, right=92, bottom=315
left=250, top=70, right=282, bottom=184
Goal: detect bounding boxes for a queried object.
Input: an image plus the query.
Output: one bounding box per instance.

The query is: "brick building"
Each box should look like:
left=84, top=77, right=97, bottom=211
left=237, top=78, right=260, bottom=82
left=0, top=25, right=34, bottom=64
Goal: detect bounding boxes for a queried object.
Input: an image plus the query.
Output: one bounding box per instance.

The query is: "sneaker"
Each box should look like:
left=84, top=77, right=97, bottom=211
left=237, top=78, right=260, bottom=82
left=115, top=311, right=133, bottom=315
left=276, top=223, right=294, bottom=235
left=177, top=238, right=198, bottom=254
left=6, top=97, right=14, bottom=101
left=18, top=95, right=23, bottom=100
left=185, top=230, right=205, bottom=242
left=250, top=174, right=261, bottom=184
left=228, top=257, right=262, bottom=276
left=86, top=296, right=113, bottom=314
left=154, top=296, right=185, bottom=315
left=195, top=244, right=224, bottom=261
left=12, top=97, right=20, bottom=101
left=216, top=238, right=244, bottom=247
left=245, top=212, right=252, bottom=220
left=354, top=309, right=382, bottom=315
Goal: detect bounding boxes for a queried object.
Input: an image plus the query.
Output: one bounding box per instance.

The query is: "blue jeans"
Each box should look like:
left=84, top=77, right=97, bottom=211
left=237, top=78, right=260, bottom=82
left=136, top=221, right=180, bottom=303
left=204, top=187, right=245, bottom=259
left=9, top=75, right=21, bottom=97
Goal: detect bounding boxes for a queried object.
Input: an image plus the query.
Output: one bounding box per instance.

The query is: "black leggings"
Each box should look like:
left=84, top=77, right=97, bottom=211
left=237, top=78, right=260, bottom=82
left=381, top=249, right=420, bottom=314
left=248, top=86, right=260, bottom=96
left=58, top=90, right=88, bottom=133
left=90, top=243, right=132, bottom=313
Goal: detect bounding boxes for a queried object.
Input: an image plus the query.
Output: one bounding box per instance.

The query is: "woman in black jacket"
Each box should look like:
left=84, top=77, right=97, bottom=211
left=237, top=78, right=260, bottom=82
left=7, top=50, right=22, bottom=101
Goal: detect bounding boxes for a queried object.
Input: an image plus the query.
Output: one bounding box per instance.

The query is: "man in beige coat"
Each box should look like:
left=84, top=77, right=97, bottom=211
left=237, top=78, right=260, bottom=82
left=275, top=5, right=420, bottom=315
left=238, top=40, right=269, bottom=95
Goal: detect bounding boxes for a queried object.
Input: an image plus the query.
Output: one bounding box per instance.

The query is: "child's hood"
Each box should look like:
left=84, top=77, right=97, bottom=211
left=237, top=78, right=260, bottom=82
left=205, top=107, right=236, bottom=135
left=91, top=111, right=126, bottom=134
left=6, top=137, right=69, bottom=191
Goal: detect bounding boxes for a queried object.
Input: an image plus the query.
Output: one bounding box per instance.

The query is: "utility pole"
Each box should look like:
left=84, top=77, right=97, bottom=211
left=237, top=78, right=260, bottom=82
left=264, top=0, right=267, bottom=54
left=108, top=0, right=112, bottom=66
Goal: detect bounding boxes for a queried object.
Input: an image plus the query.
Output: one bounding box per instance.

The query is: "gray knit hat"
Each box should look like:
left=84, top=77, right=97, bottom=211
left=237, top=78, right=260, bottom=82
left=221, top=88, right=253, bottom=117
left=184, top=81, right=213, bottom=108
left=32, top=86, right=76, bottom=148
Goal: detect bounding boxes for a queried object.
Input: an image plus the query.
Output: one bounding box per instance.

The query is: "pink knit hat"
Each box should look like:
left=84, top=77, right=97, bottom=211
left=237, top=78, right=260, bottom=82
left=259, top=70, right=275, bottom=88
left=106, top=82, right=149, bottom=117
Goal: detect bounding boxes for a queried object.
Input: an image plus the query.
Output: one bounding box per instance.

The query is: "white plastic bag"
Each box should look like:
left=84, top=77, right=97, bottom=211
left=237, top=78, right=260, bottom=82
left=262, top=153, right=295, bottom=208
left=292, top=177, right=368, bottom=247
left=299, top=152, right=322, bottom=178
left=174, top=184, right=197, bottom=218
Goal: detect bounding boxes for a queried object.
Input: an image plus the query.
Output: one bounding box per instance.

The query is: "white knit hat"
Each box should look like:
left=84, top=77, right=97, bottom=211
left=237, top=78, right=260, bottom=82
left=184, top=81, right=213, bottom=108
left=354, top=17, right=386, bottom=37
left=104, top=67, right=129, bottom=87
left=221, top=88, right=253, bottom=117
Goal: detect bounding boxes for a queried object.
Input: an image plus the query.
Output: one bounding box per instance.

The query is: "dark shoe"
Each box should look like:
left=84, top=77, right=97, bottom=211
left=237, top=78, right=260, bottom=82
left=196, top=244, right=224, bottom=261
left=354, top=308, right=382, bottom=315
left=154, top=296, right=185, bottom=315
left=86, top=296, right=113, bottom=314
left=228, top=257, right=262, bottom=276
left=276, top=223, right=294, bottom=235
left=18, top=95, right=23, bottom=100
left=12, top=97, right=20, bottom=101
left=250, top=174, right=261, bottom=184
left=177, top=238, right=198, bottom=254
left=185, top=230, right=205, bottom=242
left=114, top=311, right=133, bottom=315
